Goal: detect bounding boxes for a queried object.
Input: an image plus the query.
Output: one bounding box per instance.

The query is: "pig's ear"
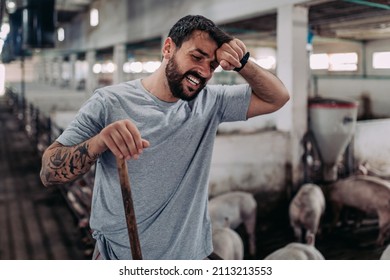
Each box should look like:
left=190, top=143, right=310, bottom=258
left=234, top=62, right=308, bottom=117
left=356, top=164, right=368, bottom=175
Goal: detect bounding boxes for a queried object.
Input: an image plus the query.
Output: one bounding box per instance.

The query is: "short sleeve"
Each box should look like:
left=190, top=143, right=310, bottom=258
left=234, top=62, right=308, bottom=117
left=56, top=90, right=106, bottom=146
left=209, top=84, right=252, bottom=123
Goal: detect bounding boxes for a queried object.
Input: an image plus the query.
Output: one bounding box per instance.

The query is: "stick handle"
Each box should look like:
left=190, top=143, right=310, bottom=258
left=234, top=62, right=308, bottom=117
left=116, top=157, right=143, bottom=260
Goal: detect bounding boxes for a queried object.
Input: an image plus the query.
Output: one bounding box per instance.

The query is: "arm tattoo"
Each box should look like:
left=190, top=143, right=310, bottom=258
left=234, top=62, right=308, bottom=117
left=42, top=142, right=100, bottom=186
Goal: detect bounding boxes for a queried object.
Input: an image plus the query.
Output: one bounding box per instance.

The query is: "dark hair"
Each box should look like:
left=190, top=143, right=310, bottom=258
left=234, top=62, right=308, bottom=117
left=168, top=15, right=233, bottom=48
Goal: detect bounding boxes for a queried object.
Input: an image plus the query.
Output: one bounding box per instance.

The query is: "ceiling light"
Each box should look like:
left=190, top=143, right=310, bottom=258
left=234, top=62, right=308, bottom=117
left=90, top=8, right=99, bottom=27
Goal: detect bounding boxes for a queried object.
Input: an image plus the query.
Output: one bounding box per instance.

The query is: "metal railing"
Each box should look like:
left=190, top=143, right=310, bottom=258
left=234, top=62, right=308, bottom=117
left=5, top=88, right=64, bottom=156
left=5, top=87, right=95, bottom=258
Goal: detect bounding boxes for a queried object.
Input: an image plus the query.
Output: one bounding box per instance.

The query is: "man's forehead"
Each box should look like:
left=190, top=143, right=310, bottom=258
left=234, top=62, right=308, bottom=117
left=183, top=31, right=218, bottom=56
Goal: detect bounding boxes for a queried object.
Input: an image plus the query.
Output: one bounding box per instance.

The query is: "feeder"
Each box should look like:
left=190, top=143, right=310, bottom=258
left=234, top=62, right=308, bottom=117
left=309, top=97, right=358, bottom=182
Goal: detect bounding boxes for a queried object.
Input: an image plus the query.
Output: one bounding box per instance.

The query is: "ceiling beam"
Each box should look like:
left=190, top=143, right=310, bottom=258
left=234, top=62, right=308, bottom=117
left=343, top=0, right=390, bottom=10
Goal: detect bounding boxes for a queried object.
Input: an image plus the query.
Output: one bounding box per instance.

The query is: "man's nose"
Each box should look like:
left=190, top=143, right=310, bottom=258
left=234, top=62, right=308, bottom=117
left=197, top=63, right=212, bottom=79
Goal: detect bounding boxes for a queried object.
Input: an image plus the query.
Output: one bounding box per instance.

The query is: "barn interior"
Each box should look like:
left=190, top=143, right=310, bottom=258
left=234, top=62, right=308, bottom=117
left=0, top=0, right=390, bottom=260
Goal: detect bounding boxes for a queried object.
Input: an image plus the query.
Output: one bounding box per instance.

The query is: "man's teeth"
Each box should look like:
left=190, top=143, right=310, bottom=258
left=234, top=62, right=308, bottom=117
left=186, top=75, right=200, bottom=85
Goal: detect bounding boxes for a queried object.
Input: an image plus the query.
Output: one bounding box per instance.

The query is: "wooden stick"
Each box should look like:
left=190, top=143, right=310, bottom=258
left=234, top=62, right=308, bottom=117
left=116, top=157, right=143, bottom=260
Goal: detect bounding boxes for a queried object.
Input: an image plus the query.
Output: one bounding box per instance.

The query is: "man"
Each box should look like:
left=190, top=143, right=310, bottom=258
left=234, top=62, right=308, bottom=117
left=40, top=15, right=289, bottom=259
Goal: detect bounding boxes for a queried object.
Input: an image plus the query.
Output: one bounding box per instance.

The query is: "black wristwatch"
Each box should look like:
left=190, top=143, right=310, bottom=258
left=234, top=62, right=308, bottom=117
left=234, top=52, right=250, bottom=72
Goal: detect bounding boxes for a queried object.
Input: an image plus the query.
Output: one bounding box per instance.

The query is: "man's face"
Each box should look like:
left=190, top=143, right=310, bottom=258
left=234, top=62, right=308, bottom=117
left=165, top=53, right=207, bottom=101
left=165, top=31, right=219, bottom=101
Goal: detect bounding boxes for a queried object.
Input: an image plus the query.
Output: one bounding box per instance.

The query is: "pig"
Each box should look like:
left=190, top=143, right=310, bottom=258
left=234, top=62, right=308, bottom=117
left=328, top=175, right=390, bottom=246
left=289, top=183, right=326, bottom=245
left=264, top=242, right=325, bottom=260
left=380, top=245, right=390, bottom=260
left=357, top=162, right=390, bottom=180
left=208, top=191, right=257, bottom=257
left=212, top=225, right=244, bottom=260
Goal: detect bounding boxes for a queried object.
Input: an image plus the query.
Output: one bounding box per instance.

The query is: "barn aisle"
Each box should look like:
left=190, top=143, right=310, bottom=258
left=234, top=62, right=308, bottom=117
left=0, top=95, right=89, bottom=260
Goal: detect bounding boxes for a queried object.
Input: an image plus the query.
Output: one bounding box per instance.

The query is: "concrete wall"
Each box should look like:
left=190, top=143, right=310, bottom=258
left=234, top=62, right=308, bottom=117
left=210, top=130, right=290, bottom=216
left=315, top=77, right=390, bottom=118
left=354, top=119, right=390, bottom=174
left=210, top=131, right=289, bottom=195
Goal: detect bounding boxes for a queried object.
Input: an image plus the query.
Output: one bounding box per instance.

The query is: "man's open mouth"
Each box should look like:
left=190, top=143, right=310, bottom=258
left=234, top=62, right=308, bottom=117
left=186, top=74, right=200, bottom=86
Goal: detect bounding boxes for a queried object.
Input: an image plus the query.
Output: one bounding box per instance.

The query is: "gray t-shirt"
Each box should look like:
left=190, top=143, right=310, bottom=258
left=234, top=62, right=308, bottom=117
left=57, top=79, right=251, bottom=259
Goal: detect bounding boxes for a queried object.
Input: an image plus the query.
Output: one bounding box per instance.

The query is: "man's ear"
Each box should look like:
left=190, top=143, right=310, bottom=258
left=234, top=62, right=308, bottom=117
left=162, top=37, right=174, bottom=59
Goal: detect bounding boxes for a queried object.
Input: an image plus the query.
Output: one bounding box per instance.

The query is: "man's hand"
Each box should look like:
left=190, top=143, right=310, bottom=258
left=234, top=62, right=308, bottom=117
left=40, top=119, right=149, bottom=187
left=95, top=119, right=150, bottom=160
left=216, top=38, right=247, bottom=71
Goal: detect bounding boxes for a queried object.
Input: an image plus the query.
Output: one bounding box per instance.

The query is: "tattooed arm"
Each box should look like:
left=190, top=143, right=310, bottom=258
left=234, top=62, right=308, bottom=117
left=40, top=119, right=150, bottom=187
left=40, top=139, right=101, bottom=187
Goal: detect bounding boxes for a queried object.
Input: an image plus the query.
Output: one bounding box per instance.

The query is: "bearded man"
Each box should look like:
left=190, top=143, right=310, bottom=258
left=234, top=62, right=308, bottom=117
left=40, top=15, right=289, bottom=260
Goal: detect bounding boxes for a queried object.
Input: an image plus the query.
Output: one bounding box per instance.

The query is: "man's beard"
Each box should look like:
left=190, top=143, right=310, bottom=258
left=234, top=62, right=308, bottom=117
left=165, top=54, right=206, bottom=101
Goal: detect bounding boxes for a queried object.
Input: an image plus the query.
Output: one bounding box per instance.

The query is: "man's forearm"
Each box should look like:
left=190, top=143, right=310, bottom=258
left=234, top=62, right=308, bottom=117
left=40, top=139, right=101, bottom=187
left=240, top=60, right=289, bottom=107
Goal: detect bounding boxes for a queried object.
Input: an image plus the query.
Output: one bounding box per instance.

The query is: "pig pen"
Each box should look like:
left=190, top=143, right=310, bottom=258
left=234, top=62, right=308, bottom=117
left=234, top=191, right=388, bottom=260
left=241, top=118, right=390, bottom=260
left=210, top=119, right=390, bottom=260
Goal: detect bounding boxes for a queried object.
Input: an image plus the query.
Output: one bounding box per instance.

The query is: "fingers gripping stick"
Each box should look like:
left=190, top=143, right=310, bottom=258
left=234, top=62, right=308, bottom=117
left=116, top=157, right=143, bottom=260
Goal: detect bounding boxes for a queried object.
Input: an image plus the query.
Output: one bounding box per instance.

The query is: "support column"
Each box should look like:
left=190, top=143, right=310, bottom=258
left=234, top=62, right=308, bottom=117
left=42, top=56, right=49, bottom=83
left=69, top=53, right=77, bottom=90
left=36, top=55, right=45, bottom=82
left=113, top=43, right=127, bottom=84
left=57, top=56, right=64, bottom=86
left=49, top=57, right=56, bottom=85
left=276, top=4, right=309, bottom=188
left=86, top=50, right=97, bottom=95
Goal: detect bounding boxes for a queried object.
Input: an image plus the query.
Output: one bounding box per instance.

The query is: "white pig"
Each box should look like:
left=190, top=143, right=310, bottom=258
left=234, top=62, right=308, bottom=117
left=380, top=245, right=390, bottom=260
left=212, top=226, right=244, bottom=260
left=209, top=191, right=257, bottom=256
left=289, top=183, right=326, bottom=245
left=328, top=175, right=390, bottom=246
left=264, top=242, right=325, bottom=260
